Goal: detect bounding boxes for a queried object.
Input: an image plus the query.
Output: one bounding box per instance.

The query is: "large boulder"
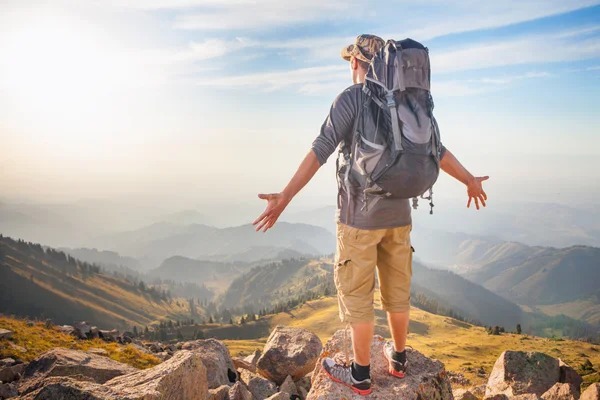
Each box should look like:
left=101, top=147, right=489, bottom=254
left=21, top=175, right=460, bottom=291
left=582, top=384, right=600, bottom=400
left=244, top=350, right=261, bottom=367
left=257, top=326, right=322, bottom=385
left=0, top=363, right=26, bottom=384
left=18, top=348, right=137, bottom=395
left=181, top=339, right=236, bottom=389
left=485, top=351, right=560, bottom=398
left=73, top=321, right=91, bottom=340
left=541, top=383, right=577, bottom=400
left=17, top=377, right=115, bottom=400
left=280, top=375, right=299, bottom=396
left=240, top=369, right=277, bottom=399
left=307, top=330, right=453, bottom=400
left=106, top=350, right=208, bottom=400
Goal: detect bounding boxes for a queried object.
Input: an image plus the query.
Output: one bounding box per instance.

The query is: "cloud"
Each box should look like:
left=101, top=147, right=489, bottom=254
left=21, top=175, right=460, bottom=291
left=431, top=27, right=600, bottom=74
left=196, top=65, right=347, bottom=92
left=471, top=71, right=553, bottom=85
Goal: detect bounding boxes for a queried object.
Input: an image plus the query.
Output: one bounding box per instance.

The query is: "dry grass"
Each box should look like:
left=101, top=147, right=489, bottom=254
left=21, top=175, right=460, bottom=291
left=0, top=316, right=159, bottom=369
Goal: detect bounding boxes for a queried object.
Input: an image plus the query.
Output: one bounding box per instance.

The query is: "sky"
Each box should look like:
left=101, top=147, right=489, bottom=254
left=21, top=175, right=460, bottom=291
left=1, top=0, right=599, bottom=213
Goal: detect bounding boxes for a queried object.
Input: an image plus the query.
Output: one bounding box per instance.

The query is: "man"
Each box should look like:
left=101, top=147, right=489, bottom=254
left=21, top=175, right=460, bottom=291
left=253, top=34, right=488, bottom=395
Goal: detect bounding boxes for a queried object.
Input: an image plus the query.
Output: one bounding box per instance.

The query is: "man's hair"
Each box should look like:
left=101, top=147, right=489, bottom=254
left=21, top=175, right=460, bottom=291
left=356, top=58, right=370, bottom=71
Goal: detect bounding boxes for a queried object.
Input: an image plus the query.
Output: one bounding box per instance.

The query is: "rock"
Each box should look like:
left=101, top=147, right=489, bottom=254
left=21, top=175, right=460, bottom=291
left=89, top=326, right=100, bottom=340
left=99, top=330, right=119, bottom=342
left=559, top=359, right=583, bottom=395
left=295, top=375, right=312, bottom=393
left=471, top=384, right=487, bottom=398
left=0, top=363, right=25, bottom=384
left=155, top=351, right=172, bottom=362
left=307, top=330, right=452, bottom=400
left=299, top=386, right=309, bottom=400
left=208, top=385, right=230, bottom=400
left=541, top=382, right=578, bottom=400
left=257, top=326, right=322, bottom=385
left=106, top=350, right=208, bottom=400
left=229, top=381, right=252, bottom=400
left=485, top=351, right=560, bottom=398
left=454, top=388, right=478, bottom=400
left=0, top=330, right=13, bottom=340
left=280, top=375, right=299, bottom=396
left=58, top=325, right=75, bottom=336
left=240, top=369, right=277, bottom=399
left=87, top=348, right=108, bottom=357
left=44, top=319, right=53, bottom=329
left=233, top=357, right=256, bottom=373
left=244, top=350, right=261, bottom=367
left=19, top=348, right=138, bottom=395
left=582, top=384, right=600, bottom=400
left=182, top=338, right=236, bottom=389
left=8, top=343, right=27, bottom=354
left=0, top=382, right=17, bottom=399
left=0, top=360, right=15, bottom=368
left=73, top=321, right=91, bottom=339
left=16, top=377, right=112, bottom=400
left=266, top=393, right=289, bottom=400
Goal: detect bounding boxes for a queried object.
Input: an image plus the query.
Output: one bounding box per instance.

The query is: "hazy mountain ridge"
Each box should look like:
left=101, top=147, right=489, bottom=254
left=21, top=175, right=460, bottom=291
left=0, top=235, right=190, bottom=330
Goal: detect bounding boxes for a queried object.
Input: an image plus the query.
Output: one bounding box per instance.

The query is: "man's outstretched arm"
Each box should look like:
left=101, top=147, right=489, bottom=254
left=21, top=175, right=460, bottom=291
left=252, top=150, right=321, bottom=232
left=439, top=148, right=489, bottom=210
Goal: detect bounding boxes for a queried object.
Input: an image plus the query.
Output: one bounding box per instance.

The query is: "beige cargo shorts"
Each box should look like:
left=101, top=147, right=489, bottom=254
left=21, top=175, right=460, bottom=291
left=334, top=222, right=413, bottom=323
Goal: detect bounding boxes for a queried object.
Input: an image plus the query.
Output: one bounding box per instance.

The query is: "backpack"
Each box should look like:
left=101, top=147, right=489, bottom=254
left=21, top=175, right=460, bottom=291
left=340, top=38, right=442, bottom=215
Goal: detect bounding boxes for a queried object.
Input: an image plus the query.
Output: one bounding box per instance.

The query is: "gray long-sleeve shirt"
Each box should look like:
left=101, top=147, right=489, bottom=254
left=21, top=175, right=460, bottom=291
left=312, top=84, right=446, bottom=230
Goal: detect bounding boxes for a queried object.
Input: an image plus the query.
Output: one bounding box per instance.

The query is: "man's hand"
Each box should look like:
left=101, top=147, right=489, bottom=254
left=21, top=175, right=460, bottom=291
left=252, top=193, right=291, bottom=232
left=466, top=176, right=489, bottom=210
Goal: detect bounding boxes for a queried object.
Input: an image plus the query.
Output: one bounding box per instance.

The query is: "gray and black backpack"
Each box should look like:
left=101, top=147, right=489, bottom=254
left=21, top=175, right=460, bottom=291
left=339, top=38, right=442, bottom=215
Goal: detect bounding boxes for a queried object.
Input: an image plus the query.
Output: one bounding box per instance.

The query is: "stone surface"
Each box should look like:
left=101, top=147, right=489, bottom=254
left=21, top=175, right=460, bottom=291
left=307, top=330, right=453, bottom=400
left=471, top=384, right=487, bottom=398
left=181, top=338, right=236, bottom=389
left=257, top=325, right=322, bottom=386
left=0, top=382, right=18, bottom=399
left=58, top=325, right=75, bottom=336
left=485, top=351, right=560, bottom=398
left=280, top=375, right=299, bottom=396
left=559, top=359, right=583, bottom=395
left=240, top=369, right=277, bottom=399
left=73, top=321, right=91, bottom=339
left=208, top=385, right=230, bottom=400
left=266, top=393, right=289, bottom=400
left=244, top=350, right=261, bottom=367
left=295, top=375, right=312, bottom=394
left=0, top=363, right=25, bottom=384
left=582, top=384, right=600, bottom=400
left=17, top=377, right=114, bottom=400
left=229, top=381, right=252, bottom=400
left=18, top=348, right=137, bottom=395
left=541, top=382, right=577, bottom=400
left=0, top=360, right=15, bottom=368
left=106, top=350, right=208, bottom=400
left=87, top=348, right=108, bottom=357
left=0, top=330, right=13, bottom=341
left=454, top=388, right=479, bottom=400
left=233, top=357, right=256, bottom=373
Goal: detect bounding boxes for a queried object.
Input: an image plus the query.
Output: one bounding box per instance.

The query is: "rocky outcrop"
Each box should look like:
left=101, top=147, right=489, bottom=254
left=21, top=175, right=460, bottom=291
left=239, top=369, right=277, bottom=399
left=541, top=382, right=578, bottom=400
left=257, top=325, right=322, bottom=385
left=0, top=382, right=18, bottom=399
left=181, top=338, right=236, bottom=389
left=485, top=351, right=560, bottom=398
left=280, top=375, right=299, bottom=396
left=582, top=384, right=600, bottom=400
left=73, top=321, right=91, bottom=340
left=307, top=330, right=453, bottom=400
left=0, top=362, right=26, bottom=384
left=244, top=350, right=261, bottom=367
left=233, top=357, right=256, bottom=374
left=18, top=348, right=137, bottom=395
left=106, top=350, right=208, bottom=400
left=20, top=350, right=208, bottom=400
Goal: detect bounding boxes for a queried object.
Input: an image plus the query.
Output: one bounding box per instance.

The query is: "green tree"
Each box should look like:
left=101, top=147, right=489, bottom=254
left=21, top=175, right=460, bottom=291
left=516, top=324, right=522, bottom=334
left=208, top=316, right=214, bottom=324
left=176, top=329, right=184, bottom=341
left=133, top=326, right=139, bottom=337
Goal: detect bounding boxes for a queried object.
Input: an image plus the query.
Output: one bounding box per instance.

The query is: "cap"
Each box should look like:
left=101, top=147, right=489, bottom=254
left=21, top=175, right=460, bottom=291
left=341, top=34, right=385, bottom=63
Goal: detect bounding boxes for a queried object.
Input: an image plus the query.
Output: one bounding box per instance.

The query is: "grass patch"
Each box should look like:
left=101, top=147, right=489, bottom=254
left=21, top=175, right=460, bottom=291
left=0, top=316, right=159, bottom=369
